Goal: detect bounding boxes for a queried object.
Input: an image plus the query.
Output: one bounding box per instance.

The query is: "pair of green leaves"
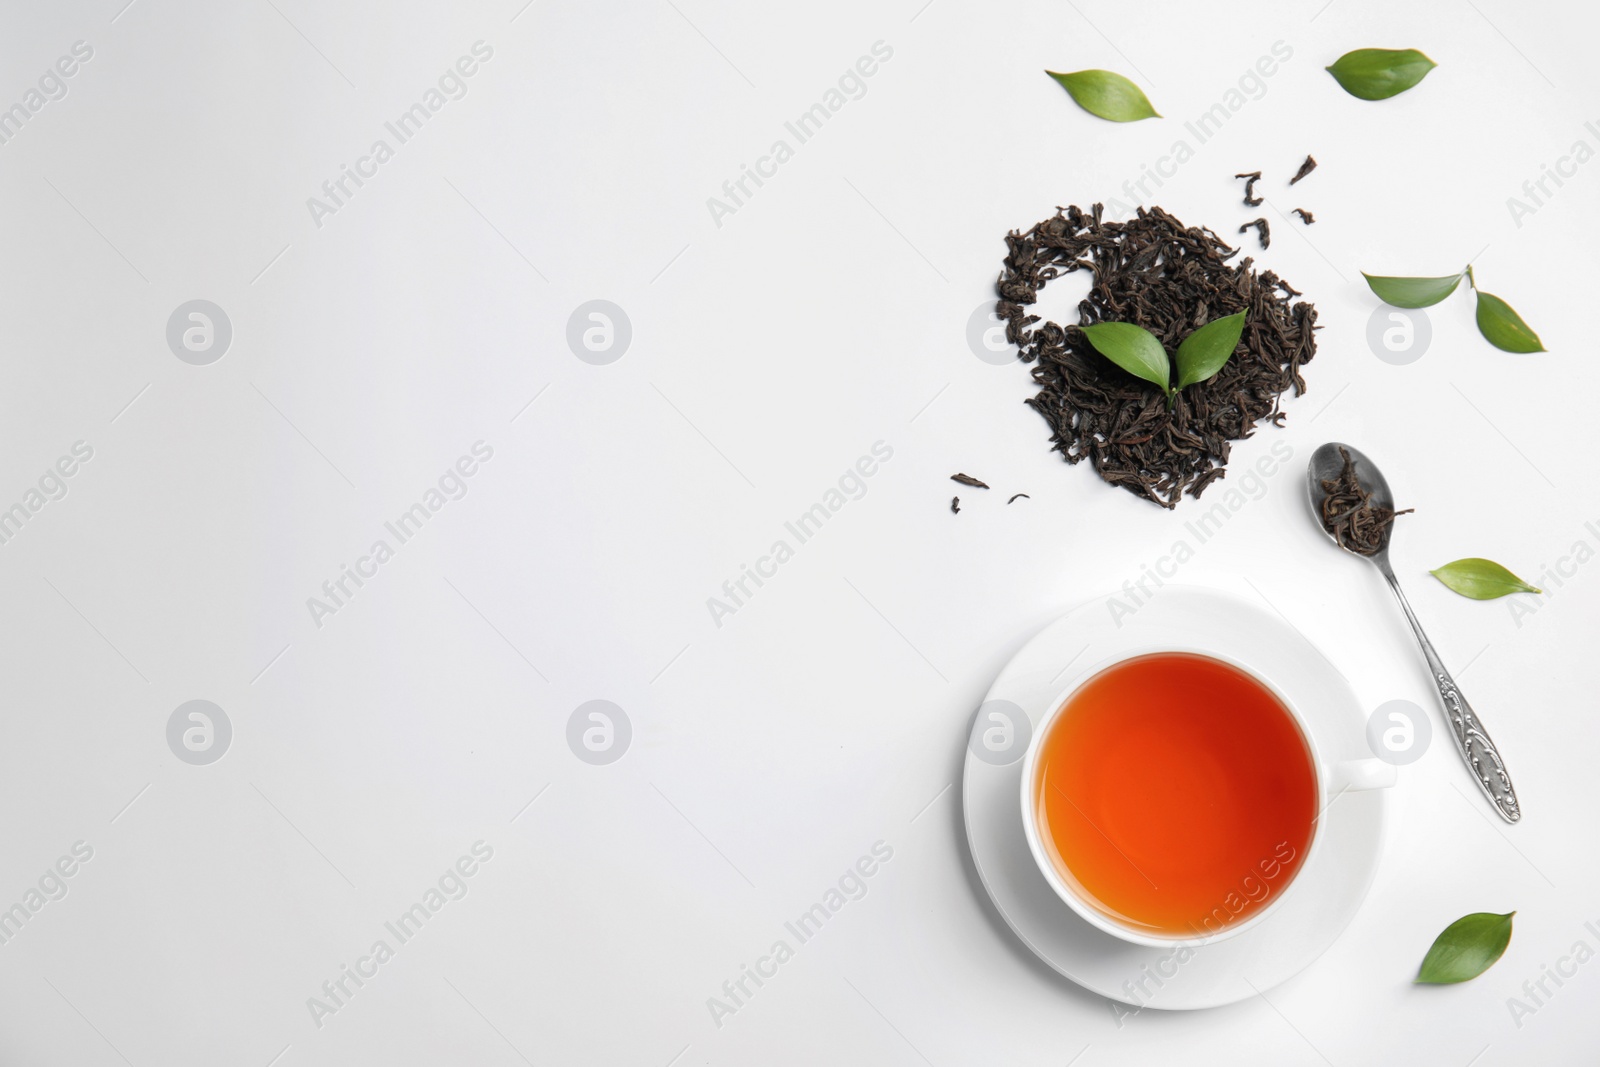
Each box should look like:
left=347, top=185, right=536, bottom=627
left=1049, top=48, right=1434, bottom=122
left=1327, top=48, right=1436, bottom=100
left=1045, top=69, right=1159, bottom=123
left=1431, top=558, right=1541, bottom=600
left=1364, top=266, right=1545, bottom=353
left=1078, top=311, right=1247, bottom=403
left=1417, top=912, right=1514, bottom=984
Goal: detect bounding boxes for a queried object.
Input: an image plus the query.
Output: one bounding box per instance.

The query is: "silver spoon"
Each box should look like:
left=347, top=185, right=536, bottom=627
left=1306, top=442, right=1520, bottom=823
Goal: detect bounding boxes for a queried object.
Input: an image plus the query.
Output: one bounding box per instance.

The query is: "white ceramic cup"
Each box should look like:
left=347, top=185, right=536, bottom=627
left=1019, top=646, right=1395, bottom=947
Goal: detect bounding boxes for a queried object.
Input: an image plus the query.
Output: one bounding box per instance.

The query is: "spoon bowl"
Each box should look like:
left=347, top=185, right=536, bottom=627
left=1306, top=442, right=1396, bottom=560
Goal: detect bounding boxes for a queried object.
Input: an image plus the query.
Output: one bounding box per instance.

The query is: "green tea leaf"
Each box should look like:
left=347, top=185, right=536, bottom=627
left=1327, top=48, right=1437, bottom=100
left=1362, top=271, right=1462, bottom=308
left=1175, top=311, right=1247, bottom=390
left=1475, top=291, right=1546, bottom=352
left=1079, top=322, right=1170, bottom=395
left=1430, top=558, right=1541, bottom=599
left=1417, top=912, right=1514, bottom=984
left=1045, top=69, right=1160, bottom=122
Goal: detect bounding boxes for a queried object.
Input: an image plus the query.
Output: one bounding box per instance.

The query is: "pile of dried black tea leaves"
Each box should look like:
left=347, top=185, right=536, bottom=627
left=997, top=204, right=1318, bottom=508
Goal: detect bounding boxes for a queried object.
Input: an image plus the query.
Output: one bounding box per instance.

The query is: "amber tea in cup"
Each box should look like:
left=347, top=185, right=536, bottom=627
left=1031, top=652, right=1317, bottom=938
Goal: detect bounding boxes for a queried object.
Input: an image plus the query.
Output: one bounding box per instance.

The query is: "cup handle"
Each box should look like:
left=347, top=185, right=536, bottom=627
left=1329, top=758, right=1397, bottom=793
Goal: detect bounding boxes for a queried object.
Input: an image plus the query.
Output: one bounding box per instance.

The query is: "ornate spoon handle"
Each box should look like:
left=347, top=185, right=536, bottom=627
left=1378, top=561, right=1520, bottom=823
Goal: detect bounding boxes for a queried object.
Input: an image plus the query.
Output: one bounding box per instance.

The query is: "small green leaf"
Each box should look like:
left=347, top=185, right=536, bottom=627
left=1417, top=912, right=1514, bottom=984
left=1430, top=558, right=1542, bottom=599
left=1175, top=311, right=1247, bottom=390
left=1362, top=271, right=1463, bottom=308
left=1078, top=322, right=1170, bottom=395
left=1045, top=69, right=1160, bottom=122
left=1475, top=291, right=1546, bottom=352
left=1327, top=48, right=1437, bottom=100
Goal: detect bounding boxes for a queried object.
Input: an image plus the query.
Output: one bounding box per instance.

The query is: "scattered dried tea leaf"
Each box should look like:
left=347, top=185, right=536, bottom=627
left=1417, top=912, right=1514, bottom=984
left=951, top=473, right=989, bottom=488
left=1007, top=493, right=1029, bottom=504
left=1235, top=171, right=1263, bottom=206
left=1044, top=69, right=1160, bottom=122
left=1239, top=218, right=1270, bottom=249
left=1430, top=558, right=1541, bottom=599
left=950, top=496, right=960, bottom=514
left=1292, top=208, right=1315, bottom=225
left=1328, top=48, right=1436, bottom=101
left=1289, top=155, right=1318, bottom=184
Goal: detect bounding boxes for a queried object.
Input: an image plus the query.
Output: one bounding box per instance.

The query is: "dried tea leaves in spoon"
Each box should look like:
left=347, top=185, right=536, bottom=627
left=1318, top=446, right=1412, bottom=554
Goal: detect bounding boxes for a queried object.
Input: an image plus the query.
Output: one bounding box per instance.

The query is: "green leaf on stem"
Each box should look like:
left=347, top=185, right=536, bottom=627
left=1475, top=291, right=1546, bottom=352
left=1078, top=322, right=1171, bottom=396
left=1175, top=311, right=1248, bottom=390
left=1362, top=271, right=1463, bottom=308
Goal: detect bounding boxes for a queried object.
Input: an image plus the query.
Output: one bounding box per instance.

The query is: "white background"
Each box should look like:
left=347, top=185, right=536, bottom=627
left=0, top=0, right=1596, bottom=1064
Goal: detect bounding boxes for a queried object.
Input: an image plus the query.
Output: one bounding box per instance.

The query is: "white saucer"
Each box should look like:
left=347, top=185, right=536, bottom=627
left=962, top=584, right=1389, bottom=1010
